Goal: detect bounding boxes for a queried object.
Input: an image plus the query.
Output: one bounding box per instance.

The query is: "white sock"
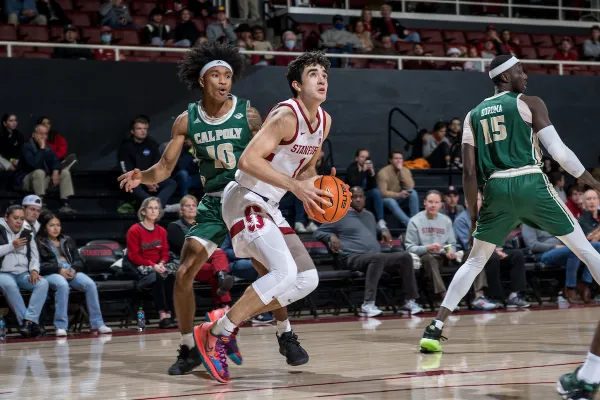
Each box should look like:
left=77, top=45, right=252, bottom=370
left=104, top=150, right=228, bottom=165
left=578, top=352, right=600, bottom=384
left=180, top=333, right=195, bottom=349
left=433, top=319, right=444, bottom=330
left=211, top=315, right=237, bottom=337
left=277, top=319, right=292, bottom=335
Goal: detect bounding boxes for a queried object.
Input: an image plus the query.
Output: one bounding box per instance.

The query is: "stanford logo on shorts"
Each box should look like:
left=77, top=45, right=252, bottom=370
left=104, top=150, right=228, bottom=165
left=244, top=205, right=265, bottom=232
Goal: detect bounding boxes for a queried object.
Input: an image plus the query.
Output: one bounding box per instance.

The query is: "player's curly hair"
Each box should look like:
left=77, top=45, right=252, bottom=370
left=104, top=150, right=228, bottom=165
left=177, top=41, right=246, bottom=92
left=286, top=51, right=331, bottom=97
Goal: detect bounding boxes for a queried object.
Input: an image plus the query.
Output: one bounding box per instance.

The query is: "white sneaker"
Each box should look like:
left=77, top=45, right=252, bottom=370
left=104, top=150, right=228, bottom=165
left=471, top=296, right=497, bottom=311
left=95, top=325, right=113, bottom=335
left=403, top=300, right=424, bottom=315
left=377, top=219, right=387, bottom=230
left=294, top=222, right=307, bottom=233
left=56, top=328, right=67, bottom=337
left=360, top=303, right=383, bottom=317
left=306, top=222, right=318, bottom=232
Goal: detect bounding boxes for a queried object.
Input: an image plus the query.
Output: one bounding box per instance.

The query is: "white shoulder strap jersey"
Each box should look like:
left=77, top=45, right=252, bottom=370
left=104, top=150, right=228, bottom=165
left=235, top=98, right=326, bottom=203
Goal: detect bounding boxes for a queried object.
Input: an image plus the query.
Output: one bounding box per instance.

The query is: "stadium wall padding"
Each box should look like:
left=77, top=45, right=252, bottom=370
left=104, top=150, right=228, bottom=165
left=1, top=58, right=598, bottom=171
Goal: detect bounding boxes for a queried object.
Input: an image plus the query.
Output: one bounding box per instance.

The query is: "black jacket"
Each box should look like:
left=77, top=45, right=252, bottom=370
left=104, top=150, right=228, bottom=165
left=374, top=18, right=407, bottom=39
left=0, top=129, right=24, bottom=161
left=36, top=235, right=84, bottom=276
left=53, top=40, right=93, bottom=60
left=579, top=211, right=600, bottom=236
left=16, top=138, right=60, bottom=187
left=167, top=218, right=192, bottom=257
left=174, top=20, right=200, bottom=45
left=118, top=136, right=160, bottom=173
left=142, top=22, right=173, bottom=44
left=345, top=161, right=377, bottom=190
left=36, top=0, right=71, bottom=26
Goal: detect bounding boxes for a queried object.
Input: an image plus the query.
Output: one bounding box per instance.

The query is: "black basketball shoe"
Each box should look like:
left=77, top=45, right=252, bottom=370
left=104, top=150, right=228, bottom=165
left=168, top=344, right=202, bottom=375
left=277, top=331, right=309, bottom=366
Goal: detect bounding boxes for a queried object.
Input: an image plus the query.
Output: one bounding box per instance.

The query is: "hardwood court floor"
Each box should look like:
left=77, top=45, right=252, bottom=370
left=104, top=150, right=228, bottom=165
left=0, top=307, right=598, bottom=400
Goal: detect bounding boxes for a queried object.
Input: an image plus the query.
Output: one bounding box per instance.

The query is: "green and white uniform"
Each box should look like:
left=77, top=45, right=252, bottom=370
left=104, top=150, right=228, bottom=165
left=185, top=95, right=254, bottom=251
left=463, top=91, right=575, bottom=246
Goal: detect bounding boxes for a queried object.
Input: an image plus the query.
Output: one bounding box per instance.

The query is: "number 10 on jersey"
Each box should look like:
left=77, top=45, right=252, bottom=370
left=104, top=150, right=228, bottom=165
left=206, top=143, right=236, bottom=169
left=480, top=115, right=507, bottom=145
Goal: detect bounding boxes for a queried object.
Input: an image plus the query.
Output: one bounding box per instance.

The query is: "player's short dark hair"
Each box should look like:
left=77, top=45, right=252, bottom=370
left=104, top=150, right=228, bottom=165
left=425, top=190, right=442, bottom=200
left=178, top=41, right=246, bottom=93
left=354, top=148, right=369, bottom=157
left=130, top=116, right=148, bottom=130
left=548, top=171, right=564, bottom=186
left=489, top=54, right=514, bottom=85
left=286, top=51, right=331, bottom=97
left=432, top=121, right=446, bottom=132
left=389, top=149, right=403, bottom=159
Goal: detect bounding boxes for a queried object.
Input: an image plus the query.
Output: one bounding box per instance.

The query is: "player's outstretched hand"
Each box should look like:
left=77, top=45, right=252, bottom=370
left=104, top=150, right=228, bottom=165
left=118, top=169, right=142, bottom=192
left=293, top=176, right=333, bottom=216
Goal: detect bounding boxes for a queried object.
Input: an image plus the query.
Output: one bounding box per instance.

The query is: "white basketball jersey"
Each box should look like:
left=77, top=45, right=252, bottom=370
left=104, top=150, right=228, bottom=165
left=235, top=98, right=326, bottom=203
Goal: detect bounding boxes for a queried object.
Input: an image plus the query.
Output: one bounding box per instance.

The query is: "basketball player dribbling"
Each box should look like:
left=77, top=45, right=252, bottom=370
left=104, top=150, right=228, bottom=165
left=118, top=42, right=308, bottom=377
left=412, top=55, right=600, bottom=399
left=192, top=51, right=335, bottom=383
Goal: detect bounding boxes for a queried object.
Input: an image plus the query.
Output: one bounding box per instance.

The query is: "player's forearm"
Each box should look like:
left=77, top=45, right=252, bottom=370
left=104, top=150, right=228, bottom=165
left=140, top=162, right=172, bottom=185
left=577, top=171, right=600, bottom=193
left=238, top=154, right=297, bottom=193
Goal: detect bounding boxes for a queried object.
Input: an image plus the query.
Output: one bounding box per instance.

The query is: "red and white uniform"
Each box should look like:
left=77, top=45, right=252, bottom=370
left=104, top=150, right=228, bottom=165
left=222, top=98, right=326, bottom=258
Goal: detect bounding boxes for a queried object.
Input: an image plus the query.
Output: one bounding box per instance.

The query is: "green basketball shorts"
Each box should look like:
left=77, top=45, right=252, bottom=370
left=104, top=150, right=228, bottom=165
left=474, top=170, right=576, bottom=246
left=185, top=195, right=228, bottom=249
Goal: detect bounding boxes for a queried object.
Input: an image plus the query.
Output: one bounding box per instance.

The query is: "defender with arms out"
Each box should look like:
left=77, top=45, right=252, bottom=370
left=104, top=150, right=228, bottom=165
left=415, top=55, right=600, bottom=400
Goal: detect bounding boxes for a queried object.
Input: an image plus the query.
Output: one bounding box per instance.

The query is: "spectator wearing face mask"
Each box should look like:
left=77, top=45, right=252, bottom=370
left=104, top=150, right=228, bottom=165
left=320, top=15, right=365, bottom=68
left=274, top=31, right=300, bottom=66
left=93, top=26, right=117, bottom=61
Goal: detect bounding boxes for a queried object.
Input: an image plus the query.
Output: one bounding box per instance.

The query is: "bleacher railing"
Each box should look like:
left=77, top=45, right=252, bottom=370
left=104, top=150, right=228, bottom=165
left=3, top=41, right=600, bottom=75
left=285, top=0, right=600, bottom=27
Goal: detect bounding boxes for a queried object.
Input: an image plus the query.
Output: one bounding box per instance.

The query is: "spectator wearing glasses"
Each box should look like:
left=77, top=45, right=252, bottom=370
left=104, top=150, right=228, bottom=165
left=36, top=212, right=112, bottom=336
left=0, top=205, right=48, bottom=338
left=377, top=150, right=419, bottom=227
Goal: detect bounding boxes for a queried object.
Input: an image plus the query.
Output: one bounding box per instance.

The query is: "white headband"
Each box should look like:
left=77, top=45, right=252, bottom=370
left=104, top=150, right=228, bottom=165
left=200, top=60, right=233, bottom=78
left=488, top=56, right=519, bottom=79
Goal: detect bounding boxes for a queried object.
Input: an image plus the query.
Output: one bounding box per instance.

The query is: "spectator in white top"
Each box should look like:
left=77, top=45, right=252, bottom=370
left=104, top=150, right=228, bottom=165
left=321, top=15, right=365, bottom=68
left=584, top=25, right=600, bottom=61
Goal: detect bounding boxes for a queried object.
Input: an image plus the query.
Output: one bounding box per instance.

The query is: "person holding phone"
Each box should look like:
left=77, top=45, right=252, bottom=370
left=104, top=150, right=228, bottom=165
left=0, top=205, right=49, bottom=338
left=36, top=212, right=112, bottom=336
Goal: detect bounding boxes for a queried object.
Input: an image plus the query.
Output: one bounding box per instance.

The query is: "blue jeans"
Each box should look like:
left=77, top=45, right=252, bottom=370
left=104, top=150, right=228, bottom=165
left=131, top=178, right=177, bottom=206
left=229, top=260, right=258, bottom=281
left=327, top=44, right=353, bottom=68
left=174, top=170, right=202, bottom=196
left=366, top=188, right=385, bottom=221
left=0, top=271, right=49, bottom=324
left=383, top=190, right=419, bottom=226
left=45, top=272, right=105, bottom=329
left=539, top=243, right=600, bottom=287
left=279, top=192, right=308, bottom=225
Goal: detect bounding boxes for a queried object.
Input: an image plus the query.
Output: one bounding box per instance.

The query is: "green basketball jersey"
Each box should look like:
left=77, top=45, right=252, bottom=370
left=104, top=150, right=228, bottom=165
left=187, top=96, right=253, bottom=193
left=469, top=92, right=542, bottom=183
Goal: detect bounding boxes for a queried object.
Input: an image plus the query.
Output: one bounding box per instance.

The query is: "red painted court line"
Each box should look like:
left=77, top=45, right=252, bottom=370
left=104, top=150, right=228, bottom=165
left=3, top=303, right=599, bottom=344
left=131, top=361, right=580, bottom=400
left=315, top=381, right=556, bottom=397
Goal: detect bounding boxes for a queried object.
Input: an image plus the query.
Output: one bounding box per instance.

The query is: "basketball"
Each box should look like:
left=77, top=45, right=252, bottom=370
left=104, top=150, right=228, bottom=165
left=305, top=176, right=352, bottom=224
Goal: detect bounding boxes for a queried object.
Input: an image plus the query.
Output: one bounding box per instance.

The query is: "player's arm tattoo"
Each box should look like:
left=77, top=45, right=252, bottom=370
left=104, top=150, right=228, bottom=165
left=247, top=107, right=263, bottom=135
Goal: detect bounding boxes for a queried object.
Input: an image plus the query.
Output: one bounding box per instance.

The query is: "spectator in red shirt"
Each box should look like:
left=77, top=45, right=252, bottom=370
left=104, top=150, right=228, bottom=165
left=554, top=37, right=579, bottom=61
left=126, top=197, right=177, bottom=329
left=360, top=8, right=373, bottom=33
left=93, top=26, right=117, bottom=60
left=274, top=31, right=300, bottom=66
left=566, top=185, right=584, bottom=219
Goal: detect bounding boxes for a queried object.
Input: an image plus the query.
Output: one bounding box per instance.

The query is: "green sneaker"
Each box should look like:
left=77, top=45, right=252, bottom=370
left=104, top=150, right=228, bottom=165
left=117, top=202, right=135, bottom=214
left=419, top=322, right=446, bottom=353
left=557, top=366, right=600, bottom=400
